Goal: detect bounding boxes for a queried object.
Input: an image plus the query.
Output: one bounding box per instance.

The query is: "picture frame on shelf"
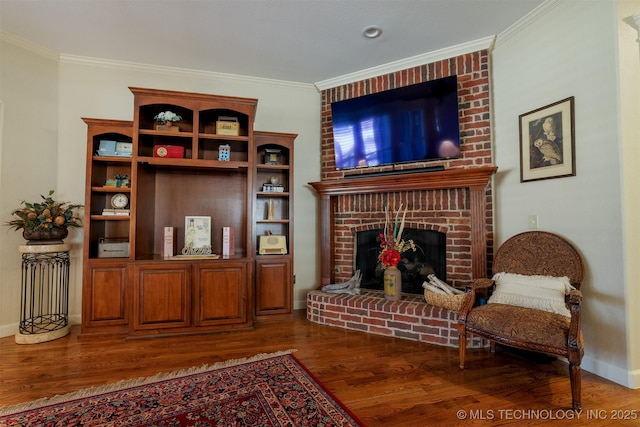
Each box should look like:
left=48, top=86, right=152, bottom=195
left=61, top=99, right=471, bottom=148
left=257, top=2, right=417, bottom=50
left=519, top=96, right=575, bottom=183
left=184, top=216, right=211, bottom=249
left=264, top=148, right=282, bottom=165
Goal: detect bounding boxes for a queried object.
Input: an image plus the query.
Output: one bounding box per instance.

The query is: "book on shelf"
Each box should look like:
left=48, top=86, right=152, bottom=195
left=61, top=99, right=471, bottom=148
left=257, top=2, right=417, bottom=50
left=102, top=209, right=130, bottom=216
left=162, top=226, right=176, bottom=258
left=222, top=226, right=234, bottom=258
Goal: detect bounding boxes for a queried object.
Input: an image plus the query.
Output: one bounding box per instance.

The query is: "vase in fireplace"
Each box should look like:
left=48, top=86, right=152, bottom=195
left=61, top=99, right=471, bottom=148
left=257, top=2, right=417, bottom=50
left=383, top=265, right=402, bottom=301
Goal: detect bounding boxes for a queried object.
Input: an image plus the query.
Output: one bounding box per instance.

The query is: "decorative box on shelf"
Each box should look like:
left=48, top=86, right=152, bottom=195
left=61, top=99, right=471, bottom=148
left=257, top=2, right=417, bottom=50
left=154, top=145, right=184, bottom=158
left=218, top=144, right=231, bottom=161
left=98, top=238, right=129, bottom=258
left=264, top=148, right=282, bottom=165
left=97, top=140, right=133, bottom=157
left=259, top=235, right=287, bottom=255
left=105, top=175, right=130, bottom=188
left=216, top=116, right=239, bottom=136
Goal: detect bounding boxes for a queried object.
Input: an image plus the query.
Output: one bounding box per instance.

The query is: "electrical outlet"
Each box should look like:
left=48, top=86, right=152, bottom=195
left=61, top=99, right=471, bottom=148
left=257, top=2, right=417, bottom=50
left=528, top=214, right=538, bottom=229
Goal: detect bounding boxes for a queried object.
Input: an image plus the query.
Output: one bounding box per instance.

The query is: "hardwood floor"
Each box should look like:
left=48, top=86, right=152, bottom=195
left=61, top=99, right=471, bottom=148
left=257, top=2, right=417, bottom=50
left=1, top=310, right=638, bottom=426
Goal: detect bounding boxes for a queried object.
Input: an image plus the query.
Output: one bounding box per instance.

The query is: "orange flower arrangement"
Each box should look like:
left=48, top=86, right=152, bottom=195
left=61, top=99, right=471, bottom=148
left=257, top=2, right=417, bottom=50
left=6, top=190, right=83, bottom=232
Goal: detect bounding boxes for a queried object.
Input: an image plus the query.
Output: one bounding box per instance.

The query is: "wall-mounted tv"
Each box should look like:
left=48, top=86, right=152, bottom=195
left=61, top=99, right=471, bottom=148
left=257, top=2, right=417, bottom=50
left=330, top=75, right=460, bottom=170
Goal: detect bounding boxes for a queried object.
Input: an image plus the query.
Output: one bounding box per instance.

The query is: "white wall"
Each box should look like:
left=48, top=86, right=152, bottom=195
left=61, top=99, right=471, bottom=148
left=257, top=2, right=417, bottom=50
left=492, top=0, right=639, bottom=387
left=0, top=37, right=60, bottom=335
left=0, top=44, right=321, bottom=335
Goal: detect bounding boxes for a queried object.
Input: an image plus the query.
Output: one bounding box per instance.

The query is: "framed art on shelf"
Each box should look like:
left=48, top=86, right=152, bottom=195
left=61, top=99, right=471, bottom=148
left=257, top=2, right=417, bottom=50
left=184, top=216, right=211, bottom=249
left=519, top=96, right=575, bottom=183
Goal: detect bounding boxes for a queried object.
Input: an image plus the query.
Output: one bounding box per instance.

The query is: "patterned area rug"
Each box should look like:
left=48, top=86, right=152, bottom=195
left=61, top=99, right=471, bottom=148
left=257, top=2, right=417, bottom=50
left=0, top=350, right=364, bottom=426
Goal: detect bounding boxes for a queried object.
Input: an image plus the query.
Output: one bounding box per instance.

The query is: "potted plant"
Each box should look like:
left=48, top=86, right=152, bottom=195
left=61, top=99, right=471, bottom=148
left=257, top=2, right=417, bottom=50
left=154, top=111, right=182, bottom=131
left=6, top=190, right=83, bottom=243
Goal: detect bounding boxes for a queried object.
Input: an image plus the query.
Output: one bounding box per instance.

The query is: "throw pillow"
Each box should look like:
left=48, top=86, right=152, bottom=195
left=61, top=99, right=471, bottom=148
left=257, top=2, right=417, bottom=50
left=488, top=272, right=575, bottom=317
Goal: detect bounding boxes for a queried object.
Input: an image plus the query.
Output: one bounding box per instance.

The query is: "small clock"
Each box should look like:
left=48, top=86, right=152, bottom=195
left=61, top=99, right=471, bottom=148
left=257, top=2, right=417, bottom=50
left=155, top=146, right=168, bottom=157
left=111, top=193, right=129, bottom=209
left=270, top=175, right=280, bottom=185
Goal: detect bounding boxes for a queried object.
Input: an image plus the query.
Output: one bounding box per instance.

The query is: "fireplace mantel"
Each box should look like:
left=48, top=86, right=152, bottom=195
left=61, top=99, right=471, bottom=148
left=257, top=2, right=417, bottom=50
left=309, top=166, right=498, bottom=287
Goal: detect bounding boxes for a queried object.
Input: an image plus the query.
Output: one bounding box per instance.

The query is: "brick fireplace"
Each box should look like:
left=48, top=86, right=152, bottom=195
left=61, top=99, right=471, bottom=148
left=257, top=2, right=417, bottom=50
left=308, top=49, right=494, bottom=347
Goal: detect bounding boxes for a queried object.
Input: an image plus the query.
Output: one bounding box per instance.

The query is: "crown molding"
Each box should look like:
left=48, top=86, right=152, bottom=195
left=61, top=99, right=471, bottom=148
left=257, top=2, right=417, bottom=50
left=493, top=0, right=564, bottom=48
left=0, top=31, right=59, bottom=61
left=1, top=31, right=314, bottom=91
left=59, top=54, right=314, bottom=90
left=313, top=36, right=495, bottom=91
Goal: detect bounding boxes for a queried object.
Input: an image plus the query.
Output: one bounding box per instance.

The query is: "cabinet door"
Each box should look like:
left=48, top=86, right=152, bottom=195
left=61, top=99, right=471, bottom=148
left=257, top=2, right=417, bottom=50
left=255, top=258, right=292, bottom=317
left=82, top=262, right=129, bottom=334
left=132, top=263, right=191, bottom=331
left=193, top=262, right=249, bottom=326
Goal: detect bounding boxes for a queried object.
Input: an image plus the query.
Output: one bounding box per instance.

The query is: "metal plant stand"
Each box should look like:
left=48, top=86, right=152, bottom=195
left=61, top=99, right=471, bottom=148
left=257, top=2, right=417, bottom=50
left=15, top=243, right=71, bottom=344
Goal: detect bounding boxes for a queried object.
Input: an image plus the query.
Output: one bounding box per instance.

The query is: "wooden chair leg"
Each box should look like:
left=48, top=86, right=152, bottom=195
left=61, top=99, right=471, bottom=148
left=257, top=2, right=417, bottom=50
left=570, top=363, right=582, bottom=411
left=458, top=326, right=467, bottom=369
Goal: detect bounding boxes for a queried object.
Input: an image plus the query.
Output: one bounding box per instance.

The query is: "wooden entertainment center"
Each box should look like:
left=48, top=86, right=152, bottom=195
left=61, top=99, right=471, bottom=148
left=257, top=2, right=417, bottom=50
left=81, top=88, right=295, bottom=337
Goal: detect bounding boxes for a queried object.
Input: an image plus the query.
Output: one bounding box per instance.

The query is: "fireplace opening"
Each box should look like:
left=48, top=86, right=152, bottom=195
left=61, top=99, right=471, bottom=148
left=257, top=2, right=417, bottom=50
left=354, top=228, right=446, bottom=295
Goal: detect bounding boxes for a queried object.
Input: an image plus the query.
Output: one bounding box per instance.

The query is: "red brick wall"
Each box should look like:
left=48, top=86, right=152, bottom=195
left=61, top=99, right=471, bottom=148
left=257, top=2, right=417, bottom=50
left=321, top=50, right=492, bottom=179
left=320, top=50, right=493, bottom=287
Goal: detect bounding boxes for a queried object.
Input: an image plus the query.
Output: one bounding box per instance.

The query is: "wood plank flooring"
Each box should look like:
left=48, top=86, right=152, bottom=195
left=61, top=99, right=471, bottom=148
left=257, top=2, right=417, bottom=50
left=1, top=310, right=638, bottom=426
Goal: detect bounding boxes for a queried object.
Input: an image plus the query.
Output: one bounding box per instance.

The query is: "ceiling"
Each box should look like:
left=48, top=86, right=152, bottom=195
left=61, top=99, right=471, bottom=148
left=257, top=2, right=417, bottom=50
left=0, top=0, right=545, bottom=85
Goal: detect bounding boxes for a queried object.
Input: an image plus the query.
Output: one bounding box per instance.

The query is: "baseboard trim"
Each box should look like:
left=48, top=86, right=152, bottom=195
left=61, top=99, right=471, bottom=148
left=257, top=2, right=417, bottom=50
left=582, top=355, right=639, bottom=389
left=0, top=322, right=18, bottom=339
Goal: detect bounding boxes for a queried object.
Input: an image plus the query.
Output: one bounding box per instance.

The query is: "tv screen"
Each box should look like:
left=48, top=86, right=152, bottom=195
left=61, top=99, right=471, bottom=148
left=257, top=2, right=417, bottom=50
left=330, top=75, right=460, bottom=170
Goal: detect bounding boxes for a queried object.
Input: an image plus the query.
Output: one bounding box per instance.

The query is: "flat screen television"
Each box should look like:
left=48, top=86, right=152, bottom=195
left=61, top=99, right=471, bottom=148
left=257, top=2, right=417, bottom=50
left=330, top=75, right=460, bottom=170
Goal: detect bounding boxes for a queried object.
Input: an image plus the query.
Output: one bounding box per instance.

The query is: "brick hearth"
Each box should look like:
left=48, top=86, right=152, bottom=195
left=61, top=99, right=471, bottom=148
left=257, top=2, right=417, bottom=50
left=306, top=290, right=488, bottom=348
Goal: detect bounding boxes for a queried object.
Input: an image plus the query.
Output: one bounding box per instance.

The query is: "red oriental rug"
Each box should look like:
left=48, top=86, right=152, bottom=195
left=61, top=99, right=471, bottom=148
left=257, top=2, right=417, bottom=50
left=0, top=350, right=364, bottom=427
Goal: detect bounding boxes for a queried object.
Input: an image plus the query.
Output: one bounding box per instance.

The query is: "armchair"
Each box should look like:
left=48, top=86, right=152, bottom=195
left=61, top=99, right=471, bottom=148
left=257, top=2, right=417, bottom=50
left=457, top=231, right=585, bottom=411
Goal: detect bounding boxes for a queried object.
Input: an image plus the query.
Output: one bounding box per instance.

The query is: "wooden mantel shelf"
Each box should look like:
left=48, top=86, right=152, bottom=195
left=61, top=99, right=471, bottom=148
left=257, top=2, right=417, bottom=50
left=309, top=166, right=498, bottom=287
left=309, top=166, right=497, bottom=196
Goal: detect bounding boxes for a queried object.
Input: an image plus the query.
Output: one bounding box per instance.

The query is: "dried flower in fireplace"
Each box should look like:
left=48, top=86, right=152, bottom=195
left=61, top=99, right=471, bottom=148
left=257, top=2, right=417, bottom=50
left=378, top=203, right=416, bottom=268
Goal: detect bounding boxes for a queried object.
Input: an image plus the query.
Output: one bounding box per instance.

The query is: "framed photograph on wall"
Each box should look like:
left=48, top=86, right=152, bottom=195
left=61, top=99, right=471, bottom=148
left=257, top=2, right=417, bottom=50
left=184, top=216, right=211, bottom=249
left=519, top=97, right=575, bottom=182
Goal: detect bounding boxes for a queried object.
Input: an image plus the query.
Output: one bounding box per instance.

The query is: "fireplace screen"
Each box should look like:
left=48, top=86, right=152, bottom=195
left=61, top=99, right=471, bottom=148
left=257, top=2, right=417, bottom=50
left=354, top=228, right=446, bottom=295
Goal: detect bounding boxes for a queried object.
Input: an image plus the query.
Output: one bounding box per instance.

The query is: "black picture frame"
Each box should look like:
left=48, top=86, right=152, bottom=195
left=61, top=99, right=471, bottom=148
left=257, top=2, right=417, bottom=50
left=519, top=97, right=575, bottom=182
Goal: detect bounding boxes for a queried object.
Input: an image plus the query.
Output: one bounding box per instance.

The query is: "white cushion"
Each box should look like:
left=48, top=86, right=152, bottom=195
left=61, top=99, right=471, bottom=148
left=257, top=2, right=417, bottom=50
left=488, top=272, right=575, bottom=317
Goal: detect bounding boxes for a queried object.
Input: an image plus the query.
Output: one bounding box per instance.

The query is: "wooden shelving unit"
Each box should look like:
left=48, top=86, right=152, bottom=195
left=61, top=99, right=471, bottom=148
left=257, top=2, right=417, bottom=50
left=81, top=88, right=296, bottom=337
left=81, top=118, right=133, bottom=334
left=253, top=131, right=296, bottom=320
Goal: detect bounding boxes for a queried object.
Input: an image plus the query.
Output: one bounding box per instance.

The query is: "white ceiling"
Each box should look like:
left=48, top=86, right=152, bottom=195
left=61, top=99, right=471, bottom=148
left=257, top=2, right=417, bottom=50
left=0, top=0, right=544, bottom=85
